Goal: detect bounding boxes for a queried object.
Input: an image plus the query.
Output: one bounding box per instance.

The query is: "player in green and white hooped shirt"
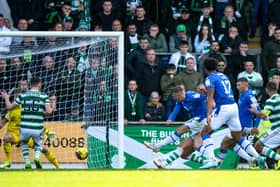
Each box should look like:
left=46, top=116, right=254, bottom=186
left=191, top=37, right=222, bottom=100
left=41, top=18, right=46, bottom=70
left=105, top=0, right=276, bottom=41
left=250, top=82, right=280, bottom=169
left=1, top=77, right=52, bottom=169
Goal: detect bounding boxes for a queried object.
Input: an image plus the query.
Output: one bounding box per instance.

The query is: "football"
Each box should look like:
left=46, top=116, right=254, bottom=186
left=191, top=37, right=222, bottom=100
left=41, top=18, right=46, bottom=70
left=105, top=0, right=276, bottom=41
left=75, top=147, right=88, bottom=160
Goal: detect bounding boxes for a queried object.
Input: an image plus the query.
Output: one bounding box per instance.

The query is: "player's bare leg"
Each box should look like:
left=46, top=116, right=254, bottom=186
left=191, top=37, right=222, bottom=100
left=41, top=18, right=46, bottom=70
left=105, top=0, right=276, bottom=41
left=145, top=124, right=190, bottom=152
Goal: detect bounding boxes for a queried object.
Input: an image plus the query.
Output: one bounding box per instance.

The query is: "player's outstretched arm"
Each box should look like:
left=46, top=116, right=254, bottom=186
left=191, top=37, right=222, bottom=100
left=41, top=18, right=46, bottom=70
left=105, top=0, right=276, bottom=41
left=0, top=91, right=17, bottom=110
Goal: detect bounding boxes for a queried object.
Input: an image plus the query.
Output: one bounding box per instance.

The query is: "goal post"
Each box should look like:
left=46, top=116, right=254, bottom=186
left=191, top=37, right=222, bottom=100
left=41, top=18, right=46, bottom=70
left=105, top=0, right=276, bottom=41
left=0, top=31, right=124, bottom=169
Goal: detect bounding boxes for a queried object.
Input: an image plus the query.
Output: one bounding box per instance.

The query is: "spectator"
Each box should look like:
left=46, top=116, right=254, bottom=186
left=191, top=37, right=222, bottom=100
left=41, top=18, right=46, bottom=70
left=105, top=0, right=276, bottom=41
left=53, top=2, right=78, bottom=30
left=71, top=0, right=91, bottom=30
left=34, top=56, right=57, bottom=94
left=93, top=0, right=120, bottom=31
left=191, top=0, right=213, bottom=21
left=0, top=1, right=13, bottom=26
left=216, top=60, right=227, bottom=73
left=0, top=14, right=12, bottom=54
left=131, top=6, right=153, bottom=36
left=112, top=19, right=122, bottom=31
left=63, top=16, right=74, bottom=31
left=126, top=36, right=149, bottom=82
left=231, top=41, right=255, bottom=82
left=199, top=41, right=227, bottom=74
left=260, top=21, right=277, bottom=48
left=91, top=80, right=114, bottom=124
left=237, top=60, right=263, bottom=97
left=261, top=27, right=280, bottom=82
left=214, top=0, right=230, bottom=20
left=8, top=57, right=29, bottom=90
left=3, top=18, right=16, bottom=31
left=220, top=25, right=243, bottom=54
left=46, top=93, right=60, bottom=121
left=125, top=22, right=140, bottom=53
left=194, top=24, right=215, bottom=56
left=54, top=22, right=64, bottom=31
left=75, top=41, right=90, bottom=74
left=143, top=24, right=168, bottom=53
left=216, top=4, right=248, bottom=41
left=124, top=79, right=145, bottom=124
left=169, top=40, right=197, bottom=73
left=9, top=0, right=43, bottom=30
left=177, top=57, right=204, bottom=91
left=169, top=24, right=193, bottom=52
left=55, top=56, right=82, bottom=119
left=268, top=56, right=280, bottom=78
left=137, top=48, right=164, bottom=103
left=142, top=0, right=171, bottom=35
left=170, top=8, right=196, bottom=40
left=196, top=3, right=214, bottom=34
left=160, top=64, right=181, bottom=118
left=125, top=0, right=141, bottom=25
left=144, top=91, right=165, bottom=122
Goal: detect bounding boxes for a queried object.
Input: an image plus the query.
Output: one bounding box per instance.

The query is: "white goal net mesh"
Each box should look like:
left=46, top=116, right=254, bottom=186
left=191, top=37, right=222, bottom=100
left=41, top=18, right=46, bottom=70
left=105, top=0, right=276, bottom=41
left=0, top=32, right=123, bottom=169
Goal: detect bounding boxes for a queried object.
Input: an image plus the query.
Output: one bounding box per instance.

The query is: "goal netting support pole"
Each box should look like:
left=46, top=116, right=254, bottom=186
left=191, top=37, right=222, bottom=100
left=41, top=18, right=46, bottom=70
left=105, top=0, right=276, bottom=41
left=0, top=31, right=124, bottom=169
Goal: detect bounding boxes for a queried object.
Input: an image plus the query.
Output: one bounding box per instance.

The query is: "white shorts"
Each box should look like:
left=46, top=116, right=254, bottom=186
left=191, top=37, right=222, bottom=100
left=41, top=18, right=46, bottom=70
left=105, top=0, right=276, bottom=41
left=20, top=128, right=44, bottom=148
left=211, top=103, right=242, bottom=132
left=185, top=117, right=206, bottom=135
left=259, top=128, right=280, bottom=149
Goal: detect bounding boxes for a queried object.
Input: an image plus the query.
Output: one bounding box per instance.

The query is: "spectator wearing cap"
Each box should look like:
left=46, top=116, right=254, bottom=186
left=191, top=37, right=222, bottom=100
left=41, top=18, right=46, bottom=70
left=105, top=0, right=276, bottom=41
left=63, top=16, right=74, bottom=31
left=76, top=20, right=89, bottom=31
left=169, top=8, right=196, bottom=40
left=169, top=24, right=193, bottom=52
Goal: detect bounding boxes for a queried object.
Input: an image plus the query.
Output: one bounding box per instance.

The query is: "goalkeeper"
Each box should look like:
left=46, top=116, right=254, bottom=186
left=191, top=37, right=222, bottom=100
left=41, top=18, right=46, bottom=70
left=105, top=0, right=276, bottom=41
left=0, top=88, right=59, bottom=169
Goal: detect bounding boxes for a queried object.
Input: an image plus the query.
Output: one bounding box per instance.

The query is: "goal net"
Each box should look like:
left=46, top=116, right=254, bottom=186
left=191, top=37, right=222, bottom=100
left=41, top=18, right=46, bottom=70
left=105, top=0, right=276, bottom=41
left=0, top=31, right=124, bottom=169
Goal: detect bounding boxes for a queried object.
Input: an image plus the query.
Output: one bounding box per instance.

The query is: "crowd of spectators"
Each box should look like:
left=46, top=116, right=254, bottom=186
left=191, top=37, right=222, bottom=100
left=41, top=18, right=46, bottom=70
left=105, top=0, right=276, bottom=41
left=0, top=0, right=280, bottom=124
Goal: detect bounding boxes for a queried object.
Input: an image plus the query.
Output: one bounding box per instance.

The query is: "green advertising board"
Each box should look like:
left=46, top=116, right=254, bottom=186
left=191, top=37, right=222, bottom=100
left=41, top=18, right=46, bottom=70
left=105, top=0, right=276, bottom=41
left=87, top=125, right=239, bottom=169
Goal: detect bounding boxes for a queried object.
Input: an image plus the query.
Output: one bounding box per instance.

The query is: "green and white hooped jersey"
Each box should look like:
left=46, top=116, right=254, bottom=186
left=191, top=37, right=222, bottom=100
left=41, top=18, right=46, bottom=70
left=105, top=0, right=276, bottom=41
left=15, top=90, right=49, bottom=130
left=264, top=94, right=280, bottom=130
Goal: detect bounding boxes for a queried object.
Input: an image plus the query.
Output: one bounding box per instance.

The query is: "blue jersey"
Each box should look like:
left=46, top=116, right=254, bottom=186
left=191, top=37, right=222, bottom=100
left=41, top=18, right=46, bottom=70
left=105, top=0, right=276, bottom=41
left=238, top=89, right=260, bottom=128
left=205, top=71, right=235, bottom=110
left=168, top=91, right=207, bottom=121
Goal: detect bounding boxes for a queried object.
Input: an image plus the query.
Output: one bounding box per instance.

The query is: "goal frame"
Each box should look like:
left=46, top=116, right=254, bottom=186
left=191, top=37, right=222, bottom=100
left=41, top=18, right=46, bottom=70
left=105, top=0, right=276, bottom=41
left=0, top=31, right=125, bottom=168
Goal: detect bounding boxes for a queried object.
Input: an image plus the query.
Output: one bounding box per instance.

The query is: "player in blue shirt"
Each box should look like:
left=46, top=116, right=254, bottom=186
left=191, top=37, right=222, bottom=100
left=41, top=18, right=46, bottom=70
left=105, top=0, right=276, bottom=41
left=200, top=58, right=266, bottom=169
left=145, top=84, right=211, bottom=168
left=237, top=78, right=260, bottom=136
left=145, top=84, right=207, bottom=152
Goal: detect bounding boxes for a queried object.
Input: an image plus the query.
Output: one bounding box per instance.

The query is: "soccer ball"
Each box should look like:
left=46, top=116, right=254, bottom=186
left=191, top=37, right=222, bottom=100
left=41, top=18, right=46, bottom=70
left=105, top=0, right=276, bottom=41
left=75, top=147, right=88, bottom=160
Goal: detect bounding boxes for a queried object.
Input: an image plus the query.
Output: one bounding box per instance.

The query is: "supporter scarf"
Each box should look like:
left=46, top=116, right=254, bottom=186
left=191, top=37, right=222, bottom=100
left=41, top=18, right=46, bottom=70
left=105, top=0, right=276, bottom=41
left=197, top=15, right=213, bottom=33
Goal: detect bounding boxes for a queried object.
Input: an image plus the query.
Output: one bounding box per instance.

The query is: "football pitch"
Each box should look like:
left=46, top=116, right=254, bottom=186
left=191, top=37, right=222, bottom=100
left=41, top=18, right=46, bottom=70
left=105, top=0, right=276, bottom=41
left=1, top=170, right=280, bottom=187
